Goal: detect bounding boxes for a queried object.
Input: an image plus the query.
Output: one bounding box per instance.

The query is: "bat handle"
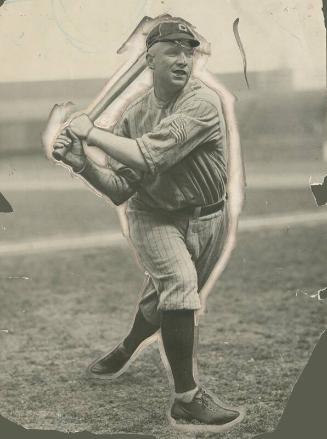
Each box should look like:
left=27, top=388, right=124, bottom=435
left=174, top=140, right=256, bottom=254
left=52, top=147, right=67, bottom=161
left=52, top=126, right=70, bottom=161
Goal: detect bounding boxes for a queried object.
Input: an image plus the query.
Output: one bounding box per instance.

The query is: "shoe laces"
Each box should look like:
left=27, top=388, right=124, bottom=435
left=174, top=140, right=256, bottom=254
left=194, top=389, right=215, bottom=411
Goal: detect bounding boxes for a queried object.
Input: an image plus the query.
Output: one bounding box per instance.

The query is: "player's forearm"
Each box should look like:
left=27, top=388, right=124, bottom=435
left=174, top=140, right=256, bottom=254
left=80, top=158, right=137, bottom=205
left=87, top=127, right=148, bottom=172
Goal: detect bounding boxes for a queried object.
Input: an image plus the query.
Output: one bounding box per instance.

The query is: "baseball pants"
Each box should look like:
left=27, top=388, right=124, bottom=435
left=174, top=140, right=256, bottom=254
left=126, top=197, right=229, bottom=326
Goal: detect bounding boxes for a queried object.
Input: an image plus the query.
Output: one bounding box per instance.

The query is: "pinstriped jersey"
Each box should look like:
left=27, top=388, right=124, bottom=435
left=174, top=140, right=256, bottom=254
left=111, top=78, right=227, bottom=210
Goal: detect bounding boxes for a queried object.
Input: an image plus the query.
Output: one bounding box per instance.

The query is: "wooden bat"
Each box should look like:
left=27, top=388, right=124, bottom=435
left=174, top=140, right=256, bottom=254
left=52, top=51, right=147, bottom=161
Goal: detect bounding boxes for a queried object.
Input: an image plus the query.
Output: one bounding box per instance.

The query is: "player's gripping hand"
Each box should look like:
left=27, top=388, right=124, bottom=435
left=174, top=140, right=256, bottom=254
left=69, top=113, right=94, bottom=140
left=53, top=128, right=86, bottom=172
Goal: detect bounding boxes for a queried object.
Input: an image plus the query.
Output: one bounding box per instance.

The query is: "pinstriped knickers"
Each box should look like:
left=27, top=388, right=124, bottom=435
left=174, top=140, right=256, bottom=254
left=126, top=197, right=229, bottom=326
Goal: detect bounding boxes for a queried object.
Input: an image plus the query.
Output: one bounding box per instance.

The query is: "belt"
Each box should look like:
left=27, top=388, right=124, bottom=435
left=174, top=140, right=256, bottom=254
left=199, top=199, right=225, bottom=216
left=176, top=199, right=225, bottom=217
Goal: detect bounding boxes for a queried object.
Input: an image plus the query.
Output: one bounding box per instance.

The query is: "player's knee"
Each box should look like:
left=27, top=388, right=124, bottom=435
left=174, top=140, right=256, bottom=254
left=158, top=277, right=200, bottom=311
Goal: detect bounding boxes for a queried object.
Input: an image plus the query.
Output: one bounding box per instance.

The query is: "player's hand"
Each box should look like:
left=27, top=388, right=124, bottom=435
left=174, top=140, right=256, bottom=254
left=53, top=128, right=86, bottom=171
left=69, top=113, right=93, bottom=140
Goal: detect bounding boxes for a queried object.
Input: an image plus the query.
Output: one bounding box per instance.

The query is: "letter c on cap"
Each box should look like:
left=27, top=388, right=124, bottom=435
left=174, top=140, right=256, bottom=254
left=178, top=24, right=188, bottom=32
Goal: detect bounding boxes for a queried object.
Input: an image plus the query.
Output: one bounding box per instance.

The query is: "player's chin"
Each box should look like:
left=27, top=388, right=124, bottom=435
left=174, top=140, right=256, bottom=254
left=169, top=72, right=190, bottom=88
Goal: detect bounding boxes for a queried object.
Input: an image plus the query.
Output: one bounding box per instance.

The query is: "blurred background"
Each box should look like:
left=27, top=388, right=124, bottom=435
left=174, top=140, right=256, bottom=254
left=0, top=1, right=327, bottom=438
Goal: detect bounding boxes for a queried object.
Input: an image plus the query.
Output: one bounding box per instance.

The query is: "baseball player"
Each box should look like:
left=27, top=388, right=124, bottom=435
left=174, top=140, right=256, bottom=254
left=53, top=20, right=240, bottom=427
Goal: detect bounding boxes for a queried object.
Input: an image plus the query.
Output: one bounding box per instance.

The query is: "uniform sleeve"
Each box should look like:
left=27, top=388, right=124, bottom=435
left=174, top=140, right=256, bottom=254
left=136, top=99, right=222, bottom=174
left=84, top=113, right=143, bottom=205
left=81, top=159, right=138, bottom=206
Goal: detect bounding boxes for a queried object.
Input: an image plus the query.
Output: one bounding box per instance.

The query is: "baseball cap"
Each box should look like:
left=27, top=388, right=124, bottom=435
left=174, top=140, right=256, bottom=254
left=146, top=21, right=200, bottom=50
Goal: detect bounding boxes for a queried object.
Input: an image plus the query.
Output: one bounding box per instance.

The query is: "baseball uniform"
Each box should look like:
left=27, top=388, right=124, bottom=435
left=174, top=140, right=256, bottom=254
left=108, top=78, right=228, bottom=325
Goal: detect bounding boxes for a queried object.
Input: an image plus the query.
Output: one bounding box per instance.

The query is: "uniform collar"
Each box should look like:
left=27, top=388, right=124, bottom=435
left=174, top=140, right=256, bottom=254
left=150, top=88, right=178, bottom=109
left=151, top=78, right=200, bottom=109
left=150, top=78, right=195, bottom=109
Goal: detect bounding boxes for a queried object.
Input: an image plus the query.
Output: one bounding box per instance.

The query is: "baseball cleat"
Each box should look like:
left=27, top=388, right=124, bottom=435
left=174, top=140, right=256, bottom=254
left=87, top=343, right=135, bottom=379
left=89, top=343, right=130, bottom=374
left=86, top=336, right=156, bottom=380
left=170, top=388, right=240, bottom=426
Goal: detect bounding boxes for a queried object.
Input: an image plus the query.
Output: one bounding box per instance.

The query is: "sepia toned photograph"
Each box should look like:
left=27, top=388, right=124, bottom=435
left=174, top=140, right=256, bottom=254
left=0, top=1, right=326, bottom=438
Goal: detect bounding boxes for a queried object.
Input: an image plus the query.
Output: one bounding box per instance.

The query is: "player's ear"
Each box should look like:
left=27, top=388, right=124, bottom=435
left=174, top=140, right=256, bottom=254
left=146, top=52, right=155, bottom=70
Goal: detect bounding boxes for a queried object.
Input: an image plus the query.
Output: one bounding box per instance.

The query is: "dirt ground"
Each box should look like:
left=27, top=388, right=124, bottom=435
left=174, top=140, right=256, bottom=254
left=0, top=157, right=326, bottom=438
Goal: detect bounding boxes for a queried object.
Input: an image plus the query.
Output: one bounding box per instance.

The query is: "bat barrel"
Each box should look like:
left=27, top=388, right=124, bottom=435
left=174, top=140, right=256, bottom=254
left=87, top=53, right=146, bottom=121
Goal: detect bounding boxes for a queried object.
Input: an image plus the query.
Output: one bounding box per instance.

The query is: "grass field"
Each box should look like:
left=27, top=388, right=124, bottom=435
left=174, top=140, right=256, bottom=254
left=0, top=157, right=326, bottom=439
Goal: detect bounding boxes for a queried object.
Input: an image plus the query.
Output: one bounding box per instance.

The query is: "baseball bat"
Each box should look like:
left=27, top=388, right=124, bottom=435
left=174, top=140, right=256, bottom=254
left=52, top=51, right=147, bottom=161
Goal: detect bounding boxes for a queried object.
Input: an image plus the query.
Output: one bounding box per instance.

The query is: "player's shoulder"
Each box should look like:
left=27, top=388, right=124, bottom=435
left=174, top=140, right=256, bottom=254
left=178, top=78, right=222, bottom=110
left=121, top=88, right=152, bottom=118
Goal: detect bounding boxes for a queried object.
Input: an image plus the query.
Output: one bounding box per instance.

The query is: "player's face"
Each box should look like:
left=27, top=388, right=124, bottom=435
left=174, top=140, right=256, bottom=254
left=148, top=41, right=194, bottom=92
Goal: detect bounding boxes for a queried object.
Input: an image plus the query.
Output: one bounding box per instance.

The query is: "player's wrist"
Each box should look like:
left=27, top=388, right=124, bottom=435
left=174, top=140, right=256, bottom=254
left=84, top=123, right=94, bottom=141
left=86, top=126, right=97, bottom=145
left=72, top=156, right=88, bottom=174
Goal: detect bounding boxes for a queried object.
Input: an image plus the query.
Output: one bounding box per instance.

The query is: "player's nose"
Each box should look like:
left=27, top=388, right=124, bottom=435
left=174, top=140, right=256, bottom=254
left=176, top=51, right=187, bottom=65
